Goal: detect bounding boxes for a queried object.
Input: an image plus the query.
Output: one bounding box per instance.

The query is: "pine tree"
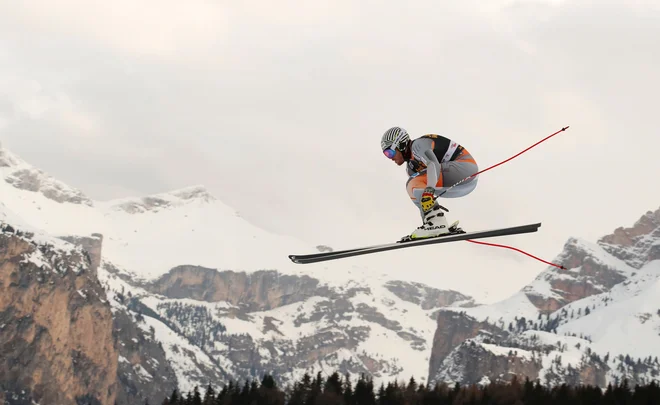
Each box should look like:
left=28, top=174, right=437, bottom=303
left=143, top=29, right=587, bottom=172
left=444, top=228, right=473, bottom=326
left=214, top=384, right=226, bottom=405
left=240, top=380, right=251, bottom=404
left=324, top=372, right=343, bottom=396
left=168, top=389, right=179, bottom=405
left=250, top=379, right=260, bottom=404
left=262, top=374, right=277, bottom=390
left=381, top=382, right=395, bottom=405
left=353, top=374, right=376, bottom=405
left=298, top=372, right=313, bottom=404
left=404, top=376, right=418, bottom=405
left=343, top=373, right=354, bottom=405
left=258, top=374, right=285, bottom=405
left=229, top=381, right=241, bottom=404
left=288, top=382, right=305, bottom=405
left=202, top=384, right=215, bottom=405
left=192, top=386, right=202, bottom=405
left=182, top=390, right=192, bottom=405
left=306, top=372, right=322, bottom=405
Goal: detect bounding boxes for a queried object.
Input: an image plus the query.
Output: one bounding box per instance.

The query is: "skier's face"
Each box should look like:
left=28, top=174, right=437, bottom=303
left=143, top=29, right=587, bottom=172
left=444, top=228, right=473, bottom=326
left=392, top=149, right=405, bottom=165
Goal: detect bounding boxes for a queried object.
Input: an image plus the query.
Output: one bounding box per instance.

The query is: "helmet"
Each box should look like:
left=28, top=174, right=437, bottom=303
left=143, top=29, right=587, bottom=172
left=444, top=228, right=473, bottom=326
left=381, top=126, right=410, bottom=157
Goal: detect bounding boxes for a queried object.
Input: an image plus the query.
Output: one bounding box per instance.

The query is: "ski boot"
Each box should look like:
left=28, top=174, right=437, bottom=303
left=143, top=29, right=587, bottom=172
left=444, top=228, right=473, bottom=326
left=398, top=204, right=463, bottom=243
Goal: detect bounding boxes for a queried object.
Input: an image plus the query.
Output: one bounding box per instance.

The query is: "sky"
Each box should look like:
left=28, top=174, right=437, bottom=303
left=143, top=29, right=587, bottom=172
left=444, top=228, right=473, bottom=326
left=1, top=0, right=659, bottom=303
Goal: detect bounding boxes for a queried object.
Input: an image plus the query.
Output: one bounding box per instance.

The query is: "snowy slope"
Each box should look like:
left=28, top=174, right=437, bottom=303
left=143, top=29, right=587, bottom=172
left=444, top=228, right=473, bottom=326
left=96, top=255, right=469, bottom=391
left=2, top=143, right=479, bottom=392
left=0, top=201, right=91, bottom=275
left=428, top=214, right=660, bottom=388
left=0, top=145, right=332, bottom=281
left=443, top=237, right=638, bottom=331
left=556, top=260, right=660, bottom=362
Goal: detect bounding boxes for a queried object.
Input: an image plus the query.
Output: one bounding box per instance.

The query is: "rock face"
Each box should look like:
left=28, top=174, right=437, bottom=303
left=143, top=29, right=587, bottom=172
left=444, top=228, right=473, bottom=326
left=385, top=280, right=475, bottom=310
left=59, top=233, right=104, bottom=275
left=0, top=228, right=117, bottom=405
left=434, top=341, right=543, bottom=386
left=428, top=311, right=505, bottom=379
left=146, top=266, right=322, bottom=311
left=111, top=302, right=183, bottom=405
left=1, top=145, right=93, bottom=206
left=599, top=208, right=660, bottom=268
left=427, top=207, right=660, bottom=388
left=93, top=264, right=478, bottom=393
left=523, top=238, right=629, bottom=314
left=3, top=143, right=486, bottom=398
left=4, top=168, right=93, bottom=205
left=108, top=185, right=216, bottom=214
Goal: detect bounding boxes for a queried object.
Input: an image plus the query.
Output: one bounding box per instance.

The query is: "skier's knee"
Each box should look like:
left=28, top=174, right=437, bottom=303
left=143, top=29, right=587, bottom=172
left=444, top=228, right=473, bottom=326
left=406, top=174, right=427, bottom=201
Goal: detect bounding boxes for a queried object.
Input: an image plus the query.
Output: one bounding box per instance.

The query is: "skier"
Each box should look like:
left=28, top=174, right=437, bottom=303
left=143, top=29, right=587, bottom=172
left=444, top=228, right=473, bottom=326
left=381, top=126, right=479, bottom=239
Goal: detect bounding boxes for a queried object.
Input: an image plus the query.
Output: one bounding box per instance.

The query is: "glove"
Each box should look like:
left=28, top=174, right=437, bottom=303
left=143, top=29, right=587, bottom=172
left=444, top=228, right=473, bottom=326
left=420, top=187, right=436, bottom=213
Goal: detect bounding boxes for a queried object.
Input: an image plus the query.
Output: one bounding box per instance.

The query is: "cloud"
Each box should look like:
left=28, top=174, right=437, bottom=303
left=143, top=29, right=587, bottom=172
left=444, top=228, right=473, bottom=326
left=1, top=0, right=659, bottom=302
left=0, top=76, right=100, bottom=136
left=0, top=0, right=230, bottom=59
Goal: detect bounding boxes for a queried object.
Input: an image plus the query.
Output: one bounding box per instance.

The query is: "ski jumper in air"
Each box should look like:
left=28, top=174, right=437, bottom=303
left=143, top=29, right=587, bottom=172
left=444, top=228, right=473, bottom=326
left=381, top=126, right=479, bottom=239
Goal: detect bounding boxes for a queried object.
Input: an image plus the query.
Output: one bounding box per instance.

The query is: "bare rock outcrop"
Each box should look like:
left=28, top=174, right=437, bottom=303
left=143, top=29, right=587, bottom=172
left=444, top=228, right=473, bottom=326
left=523, top=238, right=628, bottom=314
left=146, top=266, right=321, bottom=311
left=598, top=207, right=660, bottom=268
left=0, top=229, right=117, bottom=405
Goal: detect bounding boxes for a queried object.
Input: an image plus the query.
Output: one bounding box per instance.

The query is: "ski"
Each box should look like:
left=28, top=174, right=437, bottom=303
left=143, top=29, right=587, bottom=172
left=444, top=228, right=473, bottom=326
left=288, top=222, right=541, bottom=264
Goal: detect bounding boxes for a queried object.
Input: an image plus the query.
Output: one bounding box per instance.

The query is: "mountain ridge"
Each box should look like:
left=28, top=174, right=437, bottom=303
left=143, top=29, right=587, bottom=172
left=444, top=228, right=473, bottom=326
left=2, top=141, right=660, bottom=403
left=0, top=143, right=482, bottom=402
left=426, top=206, right=660, bottom=387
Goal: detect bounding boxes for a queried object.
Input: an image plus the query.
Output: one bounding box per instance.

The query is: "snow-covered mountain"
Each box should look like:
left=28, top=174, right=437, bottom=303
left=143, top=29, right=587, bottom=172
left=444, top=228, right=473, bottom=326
left=0, top=143, right=476, bottom=404
left=4, top=141, right=660, bottom=404
left=1, top=144, right=318, bottom=281
left=428, top=208, right=660, bottom=388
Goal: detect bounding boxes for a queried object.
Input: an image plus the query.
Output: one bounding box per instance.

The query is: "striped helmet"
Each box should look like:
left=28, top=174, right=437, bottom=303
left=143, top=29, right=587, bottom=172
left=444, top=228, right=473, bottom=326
left=381, top=126, right=410, bottom=152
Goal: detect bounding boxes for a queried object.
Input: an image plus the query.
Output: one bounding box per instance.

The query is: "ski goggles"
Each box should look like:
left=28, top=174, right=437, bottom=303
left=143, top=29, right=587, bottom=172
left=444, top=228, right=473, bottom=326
left=383, top=148, right=397, bottom=159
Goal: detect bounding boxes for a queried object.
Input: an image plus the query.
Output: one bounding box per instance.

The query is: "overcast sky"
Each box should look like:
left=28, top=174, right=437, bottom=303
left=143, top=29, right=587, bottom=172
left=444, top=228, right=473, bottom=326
left=1, top=0, right=659, bottom=302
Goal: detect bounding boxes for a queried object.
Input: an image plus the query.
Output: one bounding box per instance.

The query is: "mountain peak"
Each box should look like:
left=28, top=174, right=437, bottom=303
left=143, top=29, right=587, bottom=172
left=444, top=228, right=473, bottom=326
left=427, top=206, right=660, bottom=389
left=105, top=184, right=216, bottom=214
left=522, top=236, right=635, bottom=314
left=0, top=142, right=93, bottom=206
left=165, top=184, right=215, bottom=201
left=0, top=141, right=22, bottom=168
left=597, top=206, right=660, bottom=268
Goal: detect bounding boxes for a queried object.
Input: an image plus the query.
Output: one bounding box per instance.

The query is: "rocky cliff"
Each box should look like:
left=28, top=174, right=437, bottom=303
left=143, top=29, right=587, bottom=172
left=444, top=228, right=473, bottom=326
left=146, top=265, right=322, bottom=311
left=2, top=143, right=487, bottom=399
left=522, top=237, right=631, bottom=314
left=427, top=206, right=660, bottom=388
left=0, top=224, right=117, bottom=405
left=598, top=208, right=660, bottom=268
left=1, top=146, right=93, bottom=206
left=96, top=263, right=477, bottom=394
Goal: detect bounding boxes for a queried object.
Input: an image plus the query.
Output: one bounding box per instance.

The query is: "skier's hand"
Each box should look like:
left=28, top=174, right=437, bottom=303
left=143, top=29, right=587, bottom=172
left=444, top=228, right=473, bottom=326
left=420, top=187, right=436, bottom=213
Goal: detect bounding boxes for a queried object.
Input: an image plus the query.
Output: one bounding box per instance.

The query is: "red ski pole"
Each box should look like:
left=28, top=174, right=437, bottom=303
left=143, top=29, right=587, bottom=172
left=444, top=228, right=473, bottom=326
left=434, top=125, right=570, bottom=270
left=436, top=126, right=570, bottom=199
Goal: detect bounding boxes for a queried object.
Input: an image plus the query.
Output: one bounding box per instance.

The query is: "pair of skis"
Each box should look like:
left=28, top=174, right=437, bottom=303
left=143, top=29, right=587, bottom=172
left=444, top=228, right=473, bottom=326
left=288, top=222, right=542, bottom=264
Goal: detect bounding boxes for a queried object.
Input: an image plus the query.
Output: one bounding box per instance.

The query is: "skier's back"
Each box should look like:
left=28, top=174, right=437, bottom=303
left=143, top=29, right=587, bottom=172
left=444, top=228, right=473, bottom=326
left=381, top=126, right=479, bottom=239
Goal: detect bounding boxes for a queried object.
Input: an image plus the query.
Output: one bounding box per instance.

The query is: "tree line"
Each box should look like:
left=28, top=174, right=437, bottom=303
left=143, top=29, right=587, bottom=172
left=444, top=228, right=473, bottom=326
left=155, top=371, right=660, bottom=405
